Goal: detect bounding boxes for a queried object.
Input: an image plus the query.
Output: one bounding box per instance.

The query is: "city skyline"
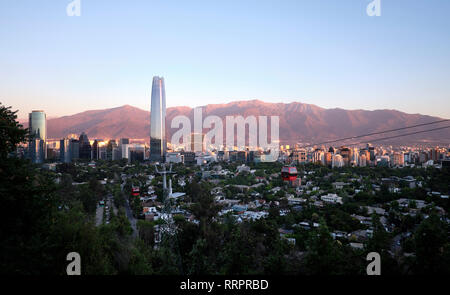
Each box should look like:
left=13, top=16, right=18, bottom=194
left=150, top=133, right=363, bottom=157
left=21, top=100, right=450, bottom=146
left=1, top=0, right=450, bottom=119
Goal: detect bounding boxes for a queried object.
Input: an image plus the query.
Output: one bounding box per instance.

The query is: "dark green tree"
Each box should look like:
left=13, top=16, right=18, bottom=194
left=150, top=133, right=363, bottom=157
left=413, top=214, right=450, bottom=274
left=0, top=103, right=28, bottom=159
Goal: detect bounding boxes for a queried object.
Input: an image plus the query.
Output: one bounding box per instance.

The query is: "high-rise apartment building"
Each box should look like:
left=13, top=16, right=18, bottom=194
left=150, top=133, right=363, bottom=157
left=430, top=148, right=441, bottom=162
left=332, top=154, right=345, bottom=168
left=393, top=152, right=405, bottom=167
left=292, top=148, right=307, bottom=164
left=324, top=152, right=332, bottom=166
left=359, top=154, right=367, bottom=167
left=312, top=149, right=324, bottom=165
left=339, top=147, right=352, bottom=166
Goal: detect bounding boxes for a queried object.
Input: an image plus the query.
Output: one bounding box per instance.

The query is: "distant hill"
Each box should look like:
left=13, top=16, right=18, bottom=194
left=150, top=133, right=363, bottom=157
left=21, top=100, right=450, bottom=145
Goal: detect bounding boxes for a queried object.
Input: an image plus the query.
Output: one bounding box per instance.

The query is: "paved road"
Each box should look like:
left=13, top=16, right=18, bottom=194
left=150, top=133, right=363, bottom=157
left=121, top=182, right=138, bottom=238
left=126, top=198, right=138, bottom=238
left=95, top=204, right=104, bottom=226
left=107, top=193, right=117, bottom=215
left=391, top=233, right=403, bottom=255
left=120, top=180, right=138, bottom=238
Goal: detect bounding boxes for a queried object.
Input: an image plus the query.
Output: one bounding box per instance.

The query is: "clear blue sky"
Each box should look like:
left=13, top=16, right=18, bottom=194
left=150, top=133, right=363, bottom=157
left=1, top=0, right=449, bottom=119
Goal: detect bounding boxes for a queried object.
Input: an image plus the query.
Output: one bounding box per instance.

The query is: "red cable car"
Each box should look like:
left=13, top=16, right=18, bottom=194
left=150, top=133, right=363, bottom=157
left=131, top=187, right=140, bottom=197
left=281, top=166, right=298, bottom=182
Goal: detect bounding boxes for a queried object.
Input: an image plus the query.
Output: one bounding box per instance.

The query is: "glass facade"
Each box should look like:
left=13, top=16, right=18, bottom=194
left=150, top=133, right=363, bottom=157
left=29, top=110, right=46, bottom=141
left=60, top=138, right=71, bottom=163
left=69, top=139, right=80, bottom=160
left=92, top=140, right=99, bottom=160
left=28, top=110, right=46, bottom=163
left=78, top=132, right=92, bottom=159
left=150, top=76, right=166, bottom=162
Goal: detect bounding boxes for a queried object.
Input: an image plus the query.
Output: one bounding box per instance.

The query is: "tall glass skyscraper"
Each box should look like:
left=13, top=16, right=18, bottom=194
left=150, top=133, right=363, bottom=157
left=28, top=110, right=46, bottom=163
left=60, top=138, right=71, bottom=163
left=78, top=132, right=92, bottom=160
left=150, top=76, right=166, bottom=162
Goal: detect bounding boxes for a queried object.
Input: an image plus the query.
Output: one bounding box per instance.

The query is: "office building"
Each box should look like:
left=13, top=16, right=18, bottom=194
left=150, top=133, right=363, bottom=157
left=150, top=76, right=167, bottom=162
left=78, top=132, right=91, bottom=160
left=128, top=144, right=145, bottom=162
left=60, top=138, right=71, bottom=163
left=69, top=139, right=80, bottom=160
left=107, top=140, right=118, bottom=161
left=28, top=110, right=46, bottom=163
left=92, top=140, right=99, bottom=160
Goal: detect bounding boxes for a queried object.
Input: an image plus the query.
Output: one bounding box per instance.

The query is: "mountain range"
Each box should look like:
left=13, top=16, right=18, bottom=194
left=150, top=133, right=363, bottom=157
left=20, top=100, right=450, bottom=145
